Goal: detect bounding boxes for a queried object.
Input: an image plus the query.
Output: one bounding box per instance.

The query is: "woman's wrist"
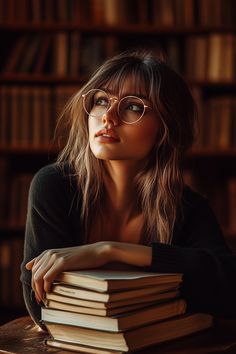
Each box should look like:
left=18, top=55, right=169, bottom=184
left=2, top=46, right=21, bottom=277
left=101, top=242, right=152, bottom=268
left=97, top=241, right=116, bottom=264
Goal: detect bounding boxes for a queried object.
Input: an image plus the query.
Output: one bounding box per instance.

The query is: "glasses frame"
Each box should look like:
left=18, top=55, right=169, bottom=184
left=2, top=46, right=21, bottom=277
left=82, top=89, right=152, bottom=125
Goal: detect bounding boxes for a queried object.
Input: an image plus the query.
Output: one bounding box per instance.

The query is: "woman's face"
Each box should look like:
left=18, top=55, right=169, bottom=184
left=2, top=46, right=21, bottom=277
left=88, top=77, right=159, bottom=162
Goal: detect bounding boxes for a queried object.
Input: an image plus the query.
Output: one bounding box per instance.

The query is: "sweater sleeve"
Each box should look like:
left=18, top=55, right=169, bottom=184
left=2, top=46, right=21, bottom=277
left=20, top=164, right=81, bottom=327
left=149, top=195, right=236, bottom=318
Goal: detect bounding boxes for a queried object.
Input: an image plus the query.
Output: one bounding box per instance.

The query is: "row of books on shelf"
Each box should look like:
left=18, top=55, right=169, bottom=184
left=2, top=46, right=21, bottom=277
left=1, top=85, right=236, bottom=151
left=42, top=269, right=213, bottom=353
left=0, top=86, right=77, bottom=148
left=3, top=33, right=236, bottom=82
left=195, top=95, right=236, bottom=150
left=186, top=34, right=236, bottom=82
left=0, top=237, right=24, bottom=308
left=2, top=33, right=113, bottom=76
left=0, top=0, right=235, bottom=27
left=1, top=33, right=180, bottom=77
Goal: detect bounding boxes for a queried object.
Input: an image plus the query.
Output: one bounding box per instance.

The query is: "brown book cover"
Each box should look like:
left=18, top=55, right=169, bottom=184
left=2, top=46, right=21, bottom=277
left=91, top=0, right=104, bottom=25
left=9, top=87, right=20, bottom=146
left=104, top=0, right=126, bottom=25
left=193, top=36, right=208, bottom=81
left=19, top=87, right=31, bottom=146
left=54, top=32, right=68, bottom=75
left=34, top=35, right=52, bottom=73
left=41, top=88, right=52, bottom=145
left=31, top=0, right=42, bottom=23
left=207, top=34, right=222, bottom=82
left=69, top=32, right=81, bottom=76
left=32, top=87, right=42, bottom=146
left=221, top=34, right=234, bottom=82
left=3, top=35, right=29, bottom=73
left=19, top=35, right=42, bottom=73
left=182, top=0, right=195, bottom=27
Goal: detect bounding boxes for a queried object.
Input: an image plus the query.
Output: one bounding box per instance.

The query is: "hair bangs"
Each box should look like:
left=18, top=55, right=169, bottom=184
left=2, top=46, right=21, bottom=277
left=98, top=62, right=153, bottom=101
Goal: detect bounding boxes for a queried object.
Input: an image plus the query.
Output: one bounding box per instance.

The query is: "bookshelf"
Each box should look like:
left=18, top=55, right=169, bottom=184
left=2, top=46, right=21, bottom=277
left=1, top=0, right=236, bottom=323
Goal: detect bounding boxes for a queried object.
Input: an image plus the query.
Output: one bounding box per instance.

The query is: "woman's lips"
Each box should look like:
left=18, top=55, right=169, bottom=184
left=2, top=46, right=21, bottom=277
left=95, top=129, right=120, bottom=143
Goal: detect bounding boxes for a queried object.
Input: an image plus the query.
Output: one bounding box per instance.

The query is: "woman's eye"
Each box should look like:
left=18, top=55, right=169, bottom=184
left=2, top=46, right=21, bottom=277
left=127, top=103, right=142, bottom=112
left=94, top=97, right=109, bottom=106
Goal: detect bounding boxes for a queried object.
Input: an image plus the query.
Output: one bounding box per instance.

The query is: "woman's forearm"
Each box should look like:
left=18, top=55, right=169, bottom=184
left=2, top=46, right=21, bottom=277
left=106, top=242, right=152, bottom=267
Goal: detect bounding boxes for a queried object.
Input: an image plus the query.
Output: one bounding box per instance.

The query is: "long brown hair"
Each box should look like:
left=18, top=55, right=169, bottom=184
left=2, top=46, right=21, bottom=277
left=57, top=51, right=197, bottom=244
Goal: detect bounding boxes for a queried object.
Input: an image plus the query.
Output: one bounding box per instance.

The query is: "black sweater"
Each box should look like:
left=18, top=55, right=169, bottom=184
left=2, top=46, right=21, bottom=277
left=21, top=163, right=236, bottom=326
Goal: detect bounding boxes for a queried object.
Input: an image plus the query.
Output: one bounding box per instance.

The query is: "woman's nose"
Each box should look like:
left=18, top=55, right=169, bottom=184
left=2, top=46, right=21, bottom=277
left=102, top=101, right=119, bottom=126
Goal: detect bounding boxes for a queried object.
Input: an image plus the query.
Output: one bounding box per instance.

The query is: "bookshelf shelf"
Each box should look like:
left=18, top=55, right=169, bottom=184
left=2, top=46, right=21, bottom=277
left=1, top=23, right=236, bottom=35
left=0, top=74, right=86, bottom=84
left=3, top=75, right=236, bottom=88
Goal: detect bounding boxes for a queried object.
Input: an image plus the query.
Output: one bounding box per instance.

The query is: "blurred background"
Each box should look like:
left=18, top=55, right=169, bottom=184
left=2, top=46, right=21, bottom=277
left=0, top=0, right=236, bottom=325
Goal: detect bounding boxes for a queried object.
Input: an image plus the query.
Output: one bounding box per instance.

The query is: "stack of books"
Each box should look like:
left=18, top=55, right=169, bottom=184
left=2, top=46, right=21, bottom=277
left=42, top=270, right=213, bottom=353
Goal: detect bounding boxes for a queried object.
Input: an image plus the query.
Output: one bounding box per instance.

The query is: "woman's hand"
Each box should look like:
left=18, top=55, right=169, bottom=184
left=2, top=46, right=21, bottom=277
left=26, top=241, right=152, bottom=303
left=25, top=242, right=113, bottom=303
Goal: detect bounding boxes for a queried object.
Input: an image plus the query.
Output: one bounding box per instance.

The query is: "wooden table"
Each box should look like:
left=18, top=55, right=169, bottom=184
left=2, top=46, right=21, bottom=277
left=0, top=316, right=236, bottom=353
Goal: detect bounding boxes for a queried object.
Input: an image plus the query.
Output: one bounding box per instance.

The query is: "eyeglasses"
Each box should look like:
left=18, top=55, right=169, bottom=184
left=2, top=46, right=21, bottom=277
left=82, top=89, right=152, bottom=125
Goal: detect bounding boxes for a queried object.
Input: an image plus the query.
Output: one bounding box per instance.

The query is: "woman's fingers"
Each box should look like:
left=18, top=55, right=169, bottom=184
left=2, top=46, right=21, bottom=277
left=43, top=258, right=65, bottom=293
left=26, top=258, right=35, bottom=270
left=26, top=243, right=111, bottom=303
left=31, top=254, right=54, bottom=300
left=32, top=253, right=65, bottom=300
left=25, top=249, right=50, bottom=271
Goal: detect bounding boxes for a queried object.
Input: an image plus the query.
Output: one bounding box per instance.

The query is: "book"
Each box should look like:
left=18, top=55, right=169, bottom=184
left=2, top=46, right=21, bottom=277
left=45, top=339, right=123, bottom=354
left=3, top=35, right=29, bottom=73
left=42, top=299, right=186, bottom=332
left=45, top=299, right=155, bottom=317
left=207, top=34, right=222, bottom=82
left=45, top=288, right=180, bottom=309
left=55, top=270, right=183, bottom=292
left=45, top=312, right=213, bottom=352
left=44, top=290, right=179, bottom=316
left=50, top=280, right=180, bottom=304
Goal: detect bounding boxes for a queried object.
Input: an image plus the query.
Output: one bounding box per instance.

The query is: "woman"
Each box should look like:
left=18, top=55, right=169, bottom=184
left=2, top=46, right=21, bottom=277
left=21, top=51, right=236, bottom=327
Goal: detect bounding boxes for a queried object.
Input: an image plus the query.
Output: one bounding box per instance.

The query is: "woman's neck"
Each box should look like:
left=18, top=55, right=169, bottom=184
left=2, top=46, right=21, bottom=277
left=103, top=160, right=143, bottom=221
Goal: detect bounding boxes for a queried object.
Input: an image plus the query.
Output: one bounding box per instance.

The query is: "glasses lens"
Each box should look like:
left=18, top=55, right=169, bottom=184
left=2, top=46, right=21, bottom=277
left=118, top=96, right=145, bottom=124
left=83, top=89, right=109, bottom=117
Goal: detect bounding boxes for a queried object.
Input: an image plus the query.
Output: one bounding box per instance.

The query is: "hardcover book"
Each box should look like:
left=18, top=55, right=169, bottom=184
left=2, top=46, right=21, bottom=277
left=45, top=313, right=213, bottom=352
left=55, top=269, right=182, bottom=292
